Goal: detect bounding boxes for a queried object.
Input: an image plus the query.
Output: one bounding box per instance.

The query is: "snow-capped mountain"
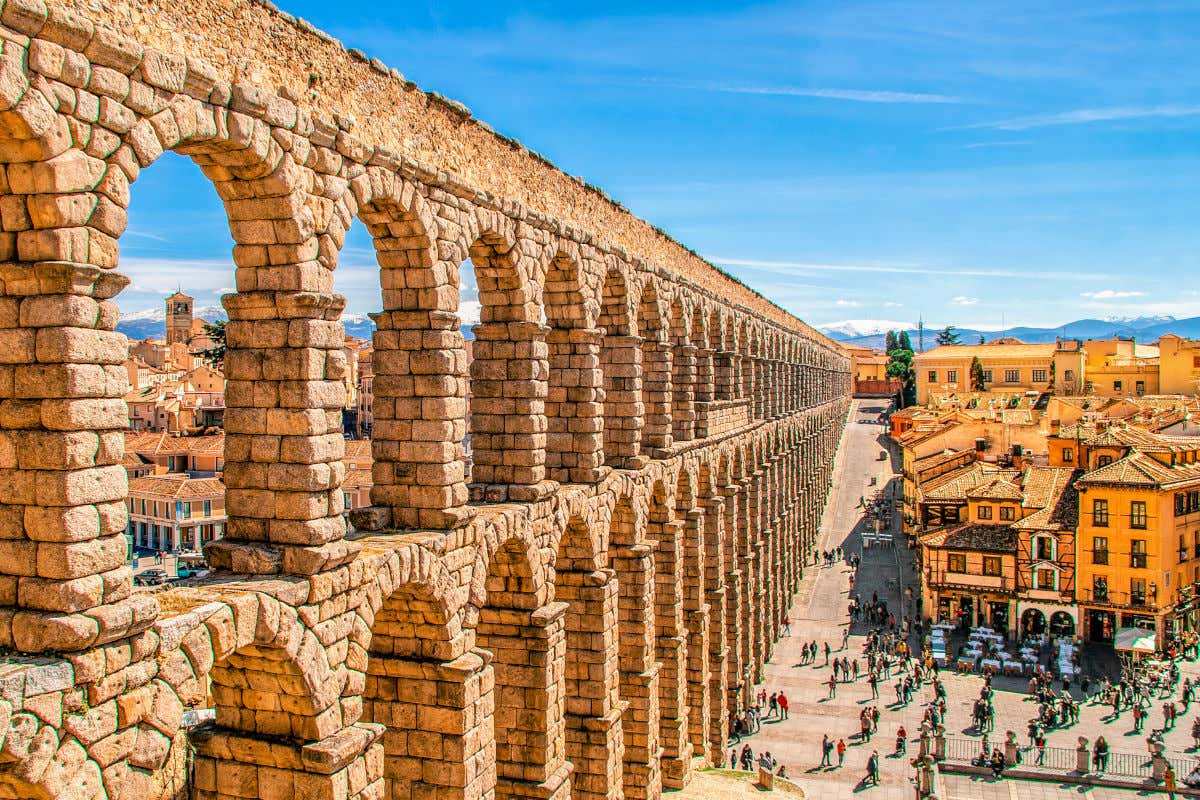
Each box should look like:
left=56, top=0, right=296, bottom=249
left=118, top=305, right=226, bottom=323
left=818, top=319, right=917, bottom=339
left=1101, top=314, right=1175, bottom=326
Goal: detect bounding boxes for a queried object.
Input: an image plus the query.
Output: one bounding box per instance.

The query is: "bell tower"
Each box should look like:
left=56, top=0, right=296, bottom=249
left=165, top=291, right=193, bottom=346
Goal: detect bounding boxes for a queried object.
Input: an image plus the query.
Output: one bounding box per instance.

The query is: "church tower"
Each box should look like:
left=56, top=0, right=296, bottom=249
left=165, top=291, right=193, bottom=346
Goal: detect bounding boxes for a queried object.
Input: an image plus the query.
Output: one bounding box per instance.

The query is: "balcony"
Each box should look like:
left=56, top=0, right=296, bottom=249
left=1078, top=588, right=1156, bottom=609
left=935, top=573, right=1010, bottom=592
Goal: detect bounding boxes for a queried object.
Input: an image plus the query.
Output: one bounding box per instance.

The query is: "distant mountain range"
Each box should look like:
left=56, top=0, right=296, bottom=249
left=116, top=300, right=484, bottom=342
left=818, top=315, right=1200, bottom=351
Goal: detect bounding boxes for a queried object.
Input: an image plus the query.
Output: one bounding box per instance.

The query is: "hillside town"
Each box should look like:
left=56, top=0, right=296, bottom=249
left=856, top=334, right=1200, bottom=654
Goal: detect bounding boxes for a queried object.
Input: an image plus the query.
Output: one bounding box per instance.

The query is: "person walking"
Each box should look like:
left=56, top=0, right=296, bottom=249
left=870, top=673, right=879, bottom=699
left=821, top=735, right=833, bottom=767
left=778, top=692, right=789, bottom=720
left=837, top=737, right=847, bottom=767
left=828, top=674, right=838, bottom=699
left=895, top=725, right=907, bottom=754
left=866, top=750, right=880, bottom=785
left=1035, top=733, right=1046, bottom=766
left=825, top=641, right=831, bottom=665
left=1165, top=763, right=1178, bottom=799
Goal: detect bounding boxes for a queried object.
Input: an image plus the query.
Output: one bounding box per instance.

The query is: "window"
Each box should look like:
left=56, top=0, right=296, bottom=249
left=1131, top=578, right=1147, bottom=605
left=1190, top=490, right=1200, bottom=512
left=1178, top=493, right=1187, bottom=517
left=1032, top=369, right=1048, bottom=383
left=1004, top=369, right=1019, bottom=383
left=1064, top=369, right=1075, bottom=383
left=1092, top=536, right=1109, bottom=564
left=1063, top=447, right=1074, bottom=463
left=977, top=505, right=993, bottom=520
left=1136, top=381, right=1145, bottom=396
left=947, top=553, right=967, bottom=573
left=1131, top=501, right=1148, bottom=530
left=982, top=369, right=993, bottom=383
left=1194, top=355, right=1200, bottom=369
left=1036, top=568, right=1055, bottom=590
left=1093, top=499, right=1109, bottom=527
left=999, top=506, right=1015, bottom=521
left=947, top=369, right=958, bottom=383
left=982, top=556, right=1002, bottom=576
left=1131, top=539, right=1147, bottom=568
left=1113, top=380, right=1123, bottom=393
left=928, top=370, right=938, bottom=382
left=1097, top=455, right=1113, bottom=467
left=1036, top=537, right=1053, bottom=561
left=203, top=500, right=212, bottom=517
left=1093, top=575, right=1108, bottom=601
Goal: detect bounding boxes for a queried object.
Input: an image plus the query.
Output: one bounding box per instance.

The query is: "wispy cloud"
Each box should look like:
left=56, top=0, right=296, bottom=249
left=963, top=140, right=1034, bottom=149
left=835, top=299, right=861, bottom=307
left=1081, top=289, right=1146, bottom=299
left=883, top=301, right=904, bottom=308
left=709, top=256, right=1110, bottom=281
left=655, top=80, right=962, bottom=104
left=957, top=104, right=1200, bottom=131
left=951, top=296, right=979, bottom=305
left=124, top=229, right=171, bottom=243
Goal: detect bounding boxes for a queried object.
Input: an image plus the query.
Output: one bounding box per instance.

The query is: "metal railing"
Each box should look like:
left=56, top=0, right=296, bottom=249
left=941, top=735, right=1200, bottom=780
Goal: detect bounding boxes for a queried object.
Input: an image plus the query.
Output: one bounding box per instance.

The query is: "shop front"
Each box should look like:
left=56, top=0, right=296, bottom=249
left=1018, top=602, right=1077, bottom=640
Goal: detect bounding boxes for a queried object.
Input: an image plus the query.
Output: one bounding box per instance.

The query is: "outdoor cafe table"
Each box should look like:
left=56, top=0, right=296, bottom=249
left=981, top=658, right=1002, bottom=673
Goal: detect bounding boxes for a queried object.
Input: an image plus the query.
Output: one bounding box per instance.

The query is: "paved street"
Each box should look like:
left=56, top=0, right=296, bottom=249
left=726, top=398, right=1200, bottom=799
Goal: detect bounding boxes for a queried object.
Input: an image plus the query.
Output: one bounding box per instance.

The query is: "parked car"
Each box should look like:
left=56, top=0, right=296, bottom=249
left=134, top=569, right=167, bottom=586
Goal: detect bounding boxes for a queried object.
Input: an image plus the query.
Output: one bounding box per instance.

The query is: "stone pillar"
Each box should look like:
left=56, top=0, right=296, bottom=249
left=365, top=308, right=470, bottom=531
left=651, top=517, right=692, bottom=789
left=364, top=649, right=494, bottom=800
left=670, top=343, right=696, bottom=444
left=559, top=568, right=623, bottom=800
left=469, top=321, right=555, bottom=503
left=720, top=484, right=745, bottom=710
left=704, top=498, right=729, bottom=764
left=602, top=334, right=645, bottom=470
left=545, top=327, right=606, bottom=484
left=740, top=475, right=761, bottom=681
left=478, top=601, right=572, bottom=800
left=681, top=509, right=709, bottom=762
left=191, top=722, right=385, bottom=800
left=713, top=351, right=736, bottom=401
left=752, top=358, right=767, bottom=419
left=694, top=348, right=714, bottom=404
left=0, top=261, right=156, bottom=652
left=613, top=544, right=662, bottom=800
left=640, top=339, right=673, bottom=457
left=213, top=291, right=356, bottom=576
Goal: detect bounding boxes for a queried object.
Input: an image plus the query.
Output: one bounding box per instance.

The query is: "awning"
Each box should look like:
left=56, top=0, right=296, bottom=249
left=1114, top=627, right=1156, bottom=653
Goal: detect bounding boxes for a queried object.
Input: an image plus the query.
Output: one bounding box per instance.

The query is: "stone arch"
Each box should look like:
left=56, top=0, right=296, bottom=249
left=555, top=512, right=623, bottom=800
left=465, top=228, right=551, bottom=499
left=475, top=533, right=570, bottom=800
left=545, top=250, right=605, bottom=483
left=637, top=279, right=672, bottom=454
left=669, top=296, right=695, bottom=443
left=600, top=266, right=642, bottom=468
left=345, top=169, right=469, bottom=530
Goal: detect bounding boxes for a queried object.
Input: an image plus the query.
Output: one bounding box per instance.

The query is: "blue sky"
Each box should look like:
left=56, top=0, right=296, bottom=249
left=122, top=0, right=1200, bottom=331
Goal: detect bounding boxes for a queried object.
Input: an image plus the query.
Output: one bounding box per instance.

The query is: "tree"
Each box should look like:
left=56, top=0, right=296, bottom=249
left=885, top=331, right=898, bottom=354
left=197, top=319, right=227, bottom=370
left=978, top=334, right=985, bottom=344
left=935, top=325, right=960, bottom=346
left=970, top=356, right=986, bottom=391
left=898, top=330, right=913, bottom=352
left=887, top=341, right=917, bottom=407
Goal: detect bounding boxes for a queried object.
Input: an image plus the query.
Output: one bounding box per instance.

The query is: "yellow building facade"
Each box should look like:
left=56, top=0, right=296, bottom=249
left=1065, top=429, right=1200, bottom=647
left=913, top=339, right=1085, bottom=405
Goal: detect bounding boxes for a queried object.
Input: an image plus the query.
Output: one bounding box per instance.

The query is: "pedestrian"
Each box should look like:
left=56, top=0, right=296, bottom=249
left=821, top=734, right=833, bottom=767
left=1094, top=736, right=1109, bottom=772
left=870, top=673, right=879, bottom=699
left=768, top=693, right=778, bottom=720
left=825, top=641, right=831, bottom=665
left=1035, top=734, right=1046, bottom=766
left=896, top=725, right=907, bottom=754
left=779, top=692, right=789, bottom=719
left=828, top=675, right=837, bottom=699
left=1166, top=763, right=1178, bottom=799
left=833, top=660, right=842, bottom=682
left=783, top=618, right=791, bottom=636
left=837, top=737, right=847, bottom=766
left=867, top=750, right=879, bottom=785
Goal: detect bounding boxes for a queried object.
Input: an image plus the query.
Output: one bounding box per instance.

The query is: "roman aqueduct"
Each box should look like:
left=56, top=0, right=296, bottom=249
left=0, top=0, right=852, bottom=798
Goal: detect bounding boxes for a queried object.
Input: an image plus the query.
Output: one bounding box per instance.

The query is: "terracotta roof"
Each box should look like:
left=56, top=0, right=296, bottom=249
left=341, top=469, right=373, bottom=490
left=129, top=474, right=224, bottom=500
left=1076, top=451, right=1200, bottom=489
left=1013, top=467, right=1079, bottom=532
left=125, top=432, right=224, bottom=456
left=344, top=440, right=372, bottom=463
left=921, top=524, right=1019, bottom=553
left=920, top=464, right=1020, bottom=502
left=966, top=477, right=1024, bottom=502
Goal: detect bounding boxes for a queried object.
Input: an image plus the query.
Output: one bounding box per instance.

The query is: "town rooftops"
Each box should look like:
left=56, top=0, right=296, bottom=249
left=966, top=476, right=1025, bottom=502
left=129, top=474, right=223, bottom=499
